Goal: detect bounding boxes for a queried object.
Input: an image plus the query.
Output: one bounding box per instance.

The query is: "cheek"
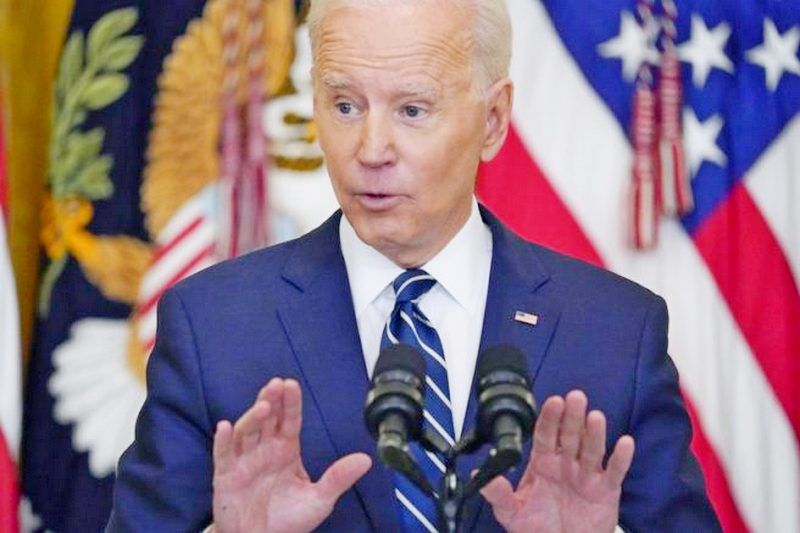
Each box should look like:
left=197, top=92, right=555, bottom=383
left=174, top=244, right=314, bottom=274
left=408, top=136, right=479, bottom=195
left=415, top=114, right=482, bottom=168
left=317, top=121, right=343, bottom=161
left=316, top=107, right=357, bottom=156
left=318, top=126, right=358, bottom=183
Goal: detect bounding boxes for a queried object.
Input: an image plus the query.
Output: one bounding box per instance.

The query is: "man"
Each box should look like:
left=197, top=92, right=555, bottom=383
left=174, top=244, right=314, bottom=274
left=108, top=0, right=720, bottom=531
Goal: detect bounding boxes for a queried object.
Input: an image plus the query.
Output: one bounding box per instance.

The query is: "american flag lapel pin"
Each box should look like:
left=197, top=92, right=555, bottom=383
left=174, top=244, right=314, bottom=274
left=514, top=311, right=539, bottom=327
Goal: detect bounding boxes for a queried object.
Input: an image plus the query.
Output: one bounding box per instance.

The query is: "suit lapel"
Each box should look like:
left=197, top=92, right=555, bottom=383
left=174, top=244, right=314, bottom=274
left=458, top=207, right=564, bottom=530
left=277, top=212, right=397, bottom=532
left=276, top=208, right=564, bottom=532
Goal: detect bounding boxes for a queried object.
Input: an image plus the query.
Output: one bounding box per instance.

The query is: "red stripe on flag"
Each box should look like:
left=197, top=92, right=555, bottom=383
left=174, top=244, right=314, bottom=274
left=693, top=183, right=800, bottom=442
left=144, top=337, right=156, bottom=354
left=152, top=216, right=204, bottom=263
left=0, top=431, right=19, bottom=533
left=137, top=244, right=214, bottom=317
left=0, top=91, right=17, bottom=533
left=476, top=125, right=604, bottom=267
left=480, top=122, right=745, bottom=527
left=685, top=393, right=750, bottom=533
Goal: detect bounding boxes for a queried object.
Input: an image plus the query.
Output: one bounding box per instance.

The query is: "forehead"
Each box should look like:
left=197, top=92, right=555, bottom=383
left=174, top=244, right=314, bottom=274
left=313, top=1, right=474, bottom=87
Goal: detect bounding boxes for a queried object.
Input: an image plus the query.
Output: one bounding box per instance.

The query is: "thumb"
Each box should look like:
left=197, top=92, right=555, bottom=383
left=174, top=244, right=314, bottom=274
left=480, top=475, right=515, bottom=516
left=316, top=452, right=372, bottom=505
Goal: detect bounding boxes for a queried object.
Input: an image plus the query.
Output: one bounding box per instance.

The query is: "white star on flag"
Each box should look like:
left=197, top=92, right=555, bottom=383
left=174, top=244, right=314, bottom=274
left=598, top=11, right=659, bottom=81
left=683, top=108, right=727, bottom=177
left=678, top=14, right=734, bottom=88
left=746, top=18, right=800, bottom=91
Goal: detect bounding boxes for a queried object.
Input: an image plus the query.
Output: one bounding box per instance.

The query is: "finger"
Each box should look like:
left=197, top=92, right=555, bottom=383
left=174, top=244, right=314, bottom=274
left=259, top=379, right=285, bottom=438
left=532, top=395, right=565, bottom=454
left=605, top=435, right=635, bottom=488
left=213, top=420, right=235, bottom=472
left=519, top=395, right=565, bottom=487
left=557, top=390, right=588, bottom=459
left=257, top=377, right=284, bottom=401
left=233, top=400, right=271, bottom=454
left=241, top=432, right=260, bottom=454
left=479, top=475, right=516, bottom=518
left=578, top=410, right=607, bottom=473
left=315, top=452, right=372, bottom=505
left=279, top=379, right=303, bottom=439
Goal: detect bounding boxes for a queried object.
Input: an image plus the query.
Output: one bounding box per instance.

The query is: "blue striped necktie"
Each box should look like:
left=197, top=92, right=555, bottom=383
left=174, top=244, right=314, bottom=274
left=381, top=269, right=454, bottom=533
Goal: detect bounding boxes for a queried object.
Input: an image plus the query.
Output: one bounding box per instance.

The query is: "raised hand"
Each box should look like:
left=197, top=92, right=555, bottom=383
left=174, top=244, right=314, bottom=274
left=212, top=378, right=372, bottom=533
left=481, top=390, right=635, bottom=533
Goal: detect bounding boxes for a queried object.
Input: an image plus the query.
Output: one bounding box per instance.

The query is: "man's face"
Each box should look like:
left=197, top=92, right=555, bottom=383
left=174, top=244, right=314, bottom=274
left=313, top=1, right=509, bottom=267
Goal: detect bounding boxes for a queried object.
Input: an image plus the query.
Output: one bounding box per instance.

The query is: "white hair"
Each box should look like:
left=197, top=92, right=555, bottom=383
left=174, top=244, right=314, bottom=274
left=306, top=0, right=512, bottom=92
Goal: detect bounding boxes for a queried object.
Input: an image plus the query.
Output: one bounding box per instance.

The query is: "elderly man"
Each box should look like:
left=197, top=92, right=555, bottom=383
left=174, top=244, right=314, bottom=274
left=108, top=0, right=719, bottom=531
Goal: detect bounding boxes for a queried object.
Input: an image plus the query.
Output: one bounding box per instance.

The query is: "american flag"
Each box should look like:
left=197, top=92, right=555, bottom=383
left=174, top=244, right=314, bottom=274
left=0, top=89, right=22, bottom=532
left=478, top=0, right=800, bottom=531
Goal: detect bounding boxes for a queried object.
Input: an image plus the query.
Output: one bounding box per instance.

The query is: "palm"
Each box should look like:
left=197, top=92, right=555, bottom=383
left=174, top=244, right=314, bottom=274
left=212, top=379, right=371, bottom=533
left=498, top=448, right=621, bottom=532
left=482, top=391, right=634, bottom=533
left=214, top=432, right=322, bottom=532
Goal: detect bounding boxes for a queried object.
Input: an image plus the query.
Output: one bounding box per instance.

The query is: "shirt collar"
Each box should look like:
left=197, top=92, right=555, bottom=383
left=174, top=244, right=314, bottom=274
left=340, top=198, right=492, bottom=316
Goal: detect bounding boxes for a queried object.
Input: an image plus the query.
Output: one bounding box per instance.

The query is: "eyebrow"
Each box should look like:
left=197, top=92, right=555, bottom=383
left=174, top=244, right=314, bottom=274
left=320, top=74, right=440, bottom=101
left=395, top=82, right=440, bottom=101
left=320, top=73, right=353, bottom=91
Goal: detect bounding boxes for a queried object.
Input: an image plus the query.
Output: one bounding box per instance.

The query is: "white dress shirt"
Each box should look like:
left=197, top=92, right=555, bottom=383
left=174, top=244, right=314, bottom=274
left=340, top=199, right=493, bottom=440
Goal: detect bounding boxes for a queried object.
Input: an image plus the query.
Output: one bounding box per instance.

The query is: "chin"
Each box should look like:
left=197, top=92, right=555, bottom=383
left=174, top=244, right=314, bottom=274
left=356, top=222, right=403, bottom=248
left=351, top=216, right=409, bottom=252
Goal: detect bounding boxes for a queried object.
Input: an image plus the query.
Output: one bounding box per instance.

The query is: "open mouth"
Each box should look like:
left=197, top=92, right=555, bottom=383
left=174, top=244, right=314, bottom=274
left=356, top=192, right=402, bottom=211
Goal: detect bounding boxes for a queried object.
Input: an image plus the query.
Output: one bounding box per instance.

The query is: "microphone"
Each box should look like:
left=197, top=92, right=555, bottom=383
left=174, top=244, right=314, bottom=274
left=467, top=345, right=537, bottom=493
left=364, top=344, right=434, bottom=494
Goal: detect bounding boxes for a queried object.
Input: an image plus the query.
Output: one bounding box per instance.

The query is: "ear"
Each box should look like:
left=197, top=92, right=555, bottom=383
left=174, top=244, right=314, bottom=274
left=480, top=77, right=514, bottom=162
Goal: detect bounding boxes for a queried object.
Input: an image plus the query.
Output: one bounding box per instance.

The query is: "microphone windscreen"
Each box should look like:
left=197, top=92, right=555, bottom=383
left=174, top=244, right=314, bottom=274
left=476, top=345, right=530, bottom=383
left=374, top=344, right=426, bottom=381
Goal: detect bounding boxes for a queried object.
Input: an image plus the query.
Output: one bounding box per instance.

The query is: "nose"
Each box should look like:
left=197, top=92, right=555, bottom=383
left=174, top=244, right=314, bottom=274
left=357, top=110, right=397, bottom=169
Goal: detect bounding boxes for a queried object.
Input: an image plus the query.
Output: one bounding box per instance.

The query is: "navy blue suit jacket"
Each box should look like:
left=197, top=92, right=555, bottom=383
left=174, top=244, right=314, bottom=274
left=108, top=207, right=720, bottom=531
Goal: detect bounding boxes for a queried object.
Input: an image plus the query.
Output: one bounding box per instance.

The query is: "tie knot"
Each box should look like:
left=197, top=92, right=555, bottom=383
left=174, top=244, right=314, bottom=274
left=392, top=269, right=436, bottom=304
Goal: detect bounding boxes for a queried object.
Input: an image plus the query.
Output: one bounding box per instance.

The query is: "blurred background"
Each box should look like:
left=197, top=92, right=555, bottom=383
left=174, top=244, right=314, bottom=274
left=0, top=0, right=797, bottom=531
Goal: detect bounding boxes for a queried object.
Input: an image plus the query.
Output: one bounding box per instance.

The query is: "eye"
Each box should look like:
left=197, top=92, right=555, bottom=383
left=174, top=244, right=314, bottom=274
left=403, top=105, right=423, bottom=118
left=336, top=102, right=354, bottom=115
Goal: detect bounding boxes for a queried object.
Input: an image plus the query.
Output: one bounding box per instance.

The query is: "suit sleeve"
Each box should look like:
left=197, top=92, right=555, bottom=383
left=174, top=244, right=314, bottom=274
left=618, top=295, right=721, bottom=532
left=107, top=288, right=214, bottom=532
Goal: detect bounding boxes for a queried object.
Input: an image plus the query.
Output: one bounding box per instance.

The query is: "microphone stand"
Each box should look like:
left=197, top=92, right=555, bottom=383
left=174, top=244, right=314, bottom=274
left=390, top=426, right=524, bottom=533
left=369, top=345, right=536, bottom=532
